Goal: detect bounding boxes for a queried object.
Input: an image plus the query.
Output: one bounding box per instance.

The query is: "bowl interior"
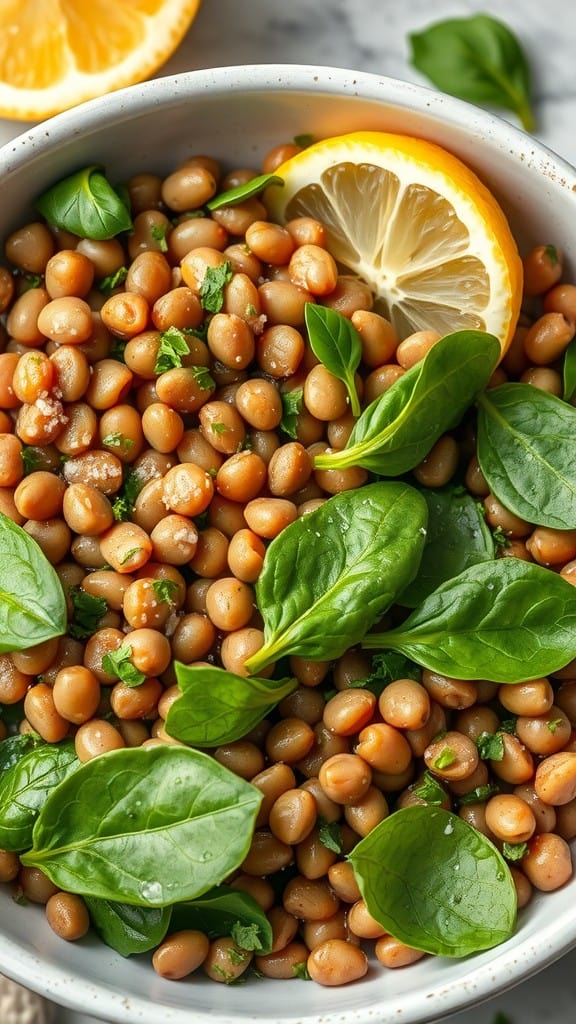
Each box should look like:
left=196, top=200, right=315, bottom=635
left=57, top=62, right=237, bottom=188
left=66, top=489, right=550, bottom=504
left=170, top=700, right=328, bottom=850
left=1, top=64, right=576, bottom=1024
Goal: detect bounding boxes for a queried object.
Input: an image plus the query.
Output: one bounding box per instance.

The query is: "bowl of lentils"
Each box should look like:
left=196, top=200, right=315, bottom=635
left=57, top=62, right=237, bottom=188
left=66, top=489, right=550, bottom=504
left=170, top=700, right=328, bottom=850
left=1, top=63, right=576, bottom=1024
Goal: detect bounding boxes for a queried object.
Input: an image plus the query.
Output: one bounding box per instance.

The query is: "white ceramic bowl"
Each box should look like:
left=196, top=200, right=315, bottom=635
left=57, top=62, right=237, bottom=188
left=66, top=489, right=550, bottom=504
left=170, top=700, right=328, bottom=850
left=1, top=64, right=576, bottom=1024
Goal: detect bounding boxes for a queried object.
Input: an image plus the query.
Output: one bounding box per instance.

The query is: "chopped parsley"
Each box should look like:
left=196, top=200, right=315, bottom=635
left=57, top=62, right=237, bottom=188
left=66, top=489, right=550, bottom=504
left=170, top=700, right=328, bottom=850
left=230, top=922, right=265, bottom=952
left=68, top=588, right=108, bottom=640
left=111, top=468, right=145, bottom=522
left=292, top=961, right=311, bottom=980
left=200, top=261, right=233, bottom=313
left=413, top=771, right=447, bottom=806
left=280, top=388, right=303, bottom=439
left=20, top=446, right=43, bottom=473
left=476, top=731, right=505, bottom=761
left=154, top=326, right=191, bottom=374
left=151, top=223, right=169, bottom=252
left=350, top=651, right=421, bottom=696
left=192, top=364, right=215, bottom=390
left=317, top=818, right=344, bottom=854
left=101, top=644, right=146, bottom=687
left=99, top=266, right=128, bottom=296
left=433, top=747, right=457, bottom=770
left=502, top=841, right=528, bottom=862
left=102, top=432, right=134, bottom=451
left=458, top=783, right=499, bottom=806
left=152, top=578, right=179, bottom=606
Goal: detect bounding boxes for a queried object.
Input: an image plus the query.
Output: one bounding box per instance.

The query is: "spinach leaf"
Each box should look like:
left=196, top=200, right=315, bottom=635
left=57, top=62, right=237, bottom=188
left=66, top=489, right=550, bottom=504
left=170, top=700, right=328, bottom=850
left=399, top=486, right=494, bottom=606
left=363, top=558, right=576, bottom=683
left=477, top=383, right=576, bottom=529
left=409, top=14, right=534, bottom=132
left=21, top=746, right=262, bottom=906
left=0, top=733, right=44, bottom=774
left=0, top=513, right=67, bottom=653
left=0, top=741, right=79, bottom=851
left=314, top=331, right=500, bottom=475
left=166, top=663, right=298, bottom=747
left=170, top=884, right=272, bottom=953
left=36, top=166, right=133, bottom=240
left=563, top=338, right=576, bottom=402
left=349, top=805, right=516, bottom=956
left=305, top=304, right=362, bottom=415
left=207, top=173, right=283, bottom=211
left=244, top=482, right=428, bottom=676
left=84, top=897, right=172, bottom=957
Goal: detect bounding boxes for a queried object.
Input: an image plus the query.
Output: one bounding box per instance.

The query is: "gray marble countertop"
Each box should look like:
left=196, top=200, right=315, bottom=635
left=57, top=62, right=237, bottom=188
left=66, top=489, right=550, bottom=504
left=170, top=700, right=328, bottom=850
left=1, top=1, right=575, bottom=1021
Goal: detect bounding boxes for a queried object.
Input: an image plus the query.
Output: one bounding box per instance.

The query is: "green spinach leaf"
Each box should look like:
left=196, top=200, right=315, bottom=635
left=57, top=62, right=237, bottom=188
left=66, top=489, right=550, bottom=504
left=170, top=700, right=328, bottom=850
left=363, top=558, right=576, bottom=683
left=349, top=805, right=516, bottom=956
left=477, top=383, right=576, bottom=529
left=399, top=486, right=494, bottom=606
left=36, top=166, right=133, bottom=240
left=563, top=338, right=576, bottom=402
left=0, top=741, right=79, bottom=851
left=409, top=14, right=534, bottom=132
left=170, top=884, right=272, bottom=953
left=0, top=733, right=44, bottom=774
left=244, top=482, right=428, bottom=675
left=84, top=897, right=172, bottom=957
left=305, top=303, right=362, bottom=415
left=314, top=331, right=500, bottom=475
left=0, top=513, right=67, bottom=653
left=207, top=173, right=283, bottom=211
left=21, top=746, right=262, bottom=906
left=166, top=663, right=298, bottom=747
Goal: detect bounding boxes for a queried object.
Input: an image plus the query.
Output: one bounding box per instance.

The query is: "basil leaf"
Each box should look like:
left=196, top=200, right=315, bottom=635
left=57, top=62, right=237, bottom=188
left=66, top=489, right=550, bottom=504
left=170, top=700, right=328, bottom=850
left=399, top=486, right=494, bottom=606
left=0, top=513, right=67, bottom=653
left=477, top=383, right=576, bottom=529
left=0, top=733, right=44, bottom=774
left=36, top=166, right=133, bottom=240
left=0, top=741, right=79, bottom=852
left=409, top=14, right=535, bottom=132
left=21, top=746, right=262, bottom=906
left=166, top=663, right=298, bottom=747
left=305, top=304, right=362, bottom=416
left=244, top=481, right=428, bottom=675
left=350, top=806, right=516, bottom=956
left=84, top=897, right=172, bottom=957
left=364, top=559, right=576, bottom=683
left=563, top=338, right=576, bottom=402
left=171, top=884, right=272, bottom=953
left=207, top=173, right=284, bottom=211
left=314, top=331, right=500, bottom=475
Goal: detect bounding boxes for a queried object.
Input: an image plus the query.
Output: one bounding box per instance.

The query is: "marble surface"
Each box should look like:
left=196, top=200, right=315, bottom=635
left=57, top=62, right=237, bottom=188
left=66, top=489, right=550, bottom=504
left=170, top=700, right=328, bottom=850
left=1, top=0, right=576, bottom=1021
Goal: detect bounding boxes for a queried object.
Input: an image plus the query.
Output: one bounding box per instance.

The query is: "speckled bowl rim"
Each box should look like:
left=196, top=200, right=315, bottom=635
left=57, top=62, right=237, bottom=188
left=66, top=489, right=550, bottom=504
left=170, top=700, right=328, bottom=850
left=0, top=62, right=576, bottom=1024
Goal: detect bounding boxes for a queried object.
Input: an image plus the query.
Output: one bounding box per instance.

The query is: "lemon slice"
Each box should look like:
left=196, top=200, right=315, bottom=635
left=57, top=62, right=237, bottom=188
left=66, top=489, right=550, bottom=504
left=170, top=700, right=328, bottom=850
left=0, top=0, right=201, bottom=121
left=266, top=131, right=523, bottom=351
